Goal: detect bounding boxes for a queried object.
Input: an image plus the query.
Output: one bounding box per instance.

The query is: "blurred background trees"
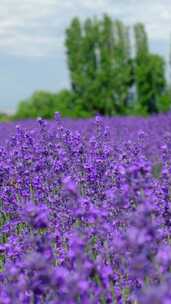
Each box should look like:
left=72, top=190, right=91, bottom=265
left=0, top=113, right=9, bottom=122
left=14, top=15, right=171, bottom=120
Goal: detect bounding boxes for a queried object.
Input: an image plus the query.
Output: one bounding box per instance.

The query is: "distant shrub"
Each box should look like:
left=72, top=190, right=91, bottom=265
left=0, top=113, right=10, bottom=122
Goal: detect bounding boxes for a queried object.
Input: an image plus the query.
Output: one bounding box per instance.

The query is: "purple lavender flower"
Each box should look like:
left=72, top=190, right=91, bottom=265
left=1, top=114, right=171, bottom=302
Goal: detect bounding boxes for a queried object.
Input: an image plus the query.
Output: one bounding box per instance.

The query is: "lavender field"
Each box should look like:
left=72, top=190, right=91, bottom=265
left=1, top=113, right=171, bottom=303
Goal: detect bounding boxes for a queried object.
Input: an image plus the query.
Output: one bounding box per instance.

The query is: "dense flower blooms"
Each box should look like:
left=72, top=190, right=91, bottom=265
left=1, top=114, right=171, bottom=303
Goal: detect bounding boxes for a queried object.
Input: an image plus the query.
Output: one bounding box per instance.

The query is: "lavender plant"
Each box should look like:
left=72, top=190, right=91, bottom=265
left=0, top=113, right=171, bottom=303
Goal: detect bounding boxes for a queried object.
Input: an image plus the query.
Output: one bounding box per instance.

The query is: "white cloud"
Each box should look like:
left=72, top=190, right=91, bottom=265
left=0, top=0, right=171, bottom=57
left=119, top=0, right=171, bottom=41
left=0, top=0, right=61, bottom=56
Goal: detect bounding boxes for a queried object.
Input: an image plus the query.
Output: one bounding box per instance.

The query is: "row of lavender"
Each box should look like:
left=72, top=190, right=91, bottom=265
left=0, top=114, right=171, bottom=303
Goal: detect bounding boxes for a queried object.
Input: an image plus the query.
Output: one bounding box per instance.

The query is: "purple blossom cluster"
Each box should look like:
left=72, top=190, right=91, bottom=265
left=1, top=114, right=171, bottom=303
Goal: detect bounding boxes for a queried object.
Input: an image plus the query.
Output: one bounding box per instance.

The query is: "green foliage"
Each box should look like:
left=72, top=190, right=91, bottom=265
left=134, top=23, right=149, bottom=58
left=15, top=90, right=70, bottom=119
left=65, top=15, right=134, bottom=115
left=135, top=53, right=166, bottom=114
left=14, top=15, right=171, bottom=119
left=14, top=91, right=55, bottom=119
left=133, top=23, right=168, bottom=114
left=14, top=89, right=91, bottom=120
left=126, top=102, right=148, bottom=117
left=157, top=91, right=171, bottom=113
left=0, top=113, right=10, bottom=122
left=65, top=15, right=170, bottom=117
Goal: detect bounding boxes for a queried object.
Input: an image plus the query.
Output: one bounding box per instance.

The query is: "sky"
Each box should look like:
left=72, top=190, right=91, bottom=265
left=1, top=0, right=171, bottom=113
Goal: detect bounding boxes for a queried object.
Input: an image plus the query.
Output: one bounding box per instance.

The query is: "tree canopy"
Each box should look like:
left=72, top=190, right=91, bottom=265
left=15, top=15, right=171, bottom=119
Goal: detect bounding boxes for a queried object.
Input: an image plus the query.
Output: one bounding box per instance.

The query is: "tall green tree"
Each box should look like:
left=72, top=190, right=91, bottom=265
left=134, top=23, right=149, bottom=59
left=96, top=15, right=115, bottom=114
left=65, top=18, right=84, bottom=94
left=135, top=54, right=166, bottom=113
left=15, top=16, right=170, bottom=120
left=134, top=23, right=166, bottom=113
left=112, top=20, right=133, bottom=113
left=79, top=17, right=100, bottom=113
left=65, top=15, right=133, bottom=115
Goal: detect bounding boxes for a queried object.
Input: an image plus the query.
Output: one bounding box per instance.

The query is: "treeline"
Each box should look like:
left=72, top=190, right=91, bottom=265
left=14, top=90, right=79, bottom=119
left=0, top=113, right=10, bottom=122
left=14, top=15, right=171, bottom=119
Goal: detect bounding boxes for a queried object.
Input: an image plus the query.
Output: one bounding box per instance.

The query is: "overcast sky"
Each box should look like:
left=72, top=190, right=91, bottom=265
left=1, top=0, right=171, bottom=113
